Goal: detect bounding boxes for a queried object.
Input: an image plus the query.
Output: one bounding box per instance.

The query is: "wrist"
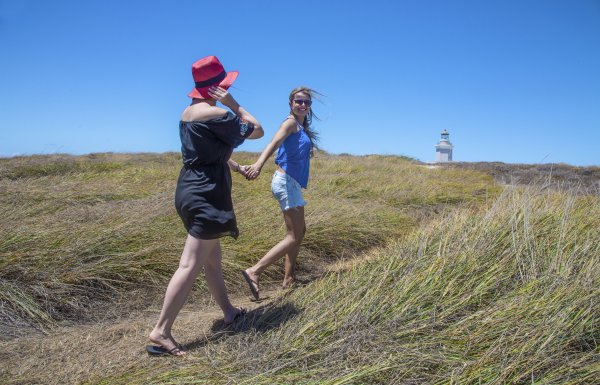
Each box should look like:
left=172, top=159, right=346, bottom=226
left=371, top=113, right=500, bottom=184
left=225, top=98, right=240, bottom=112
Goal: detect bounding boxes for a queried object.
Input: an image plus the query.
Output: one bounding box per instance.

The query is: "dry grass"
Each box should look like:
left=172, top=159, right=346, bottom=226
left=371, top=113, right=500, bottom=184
left=87, top=186, right=598, bottom=385
left=443, top=161, right=600, bottom=193
left=1, top=153, right=597, bottom=384
left=0, top=152, right=497, bottom=339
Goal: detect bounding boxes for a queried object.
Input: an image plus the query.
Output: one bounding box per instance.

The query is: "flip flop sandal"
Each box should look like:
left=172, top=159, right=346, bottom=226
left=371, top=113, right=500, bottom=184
left=242, top=271, right=259, bottom=300
left=146, top=344, right=186, bottom=357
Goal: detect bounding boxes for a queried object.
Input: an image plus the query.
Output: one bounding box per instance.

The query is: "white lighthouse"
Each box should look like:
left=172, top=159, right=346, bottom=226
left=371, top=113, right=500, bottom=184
left=435, top=129, right=453, bottom=162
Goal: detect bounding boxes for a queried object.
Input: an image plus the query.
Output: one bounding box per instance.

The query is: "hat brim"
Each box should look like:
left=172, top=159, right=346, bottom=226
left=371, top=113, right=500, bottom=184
left=187, top=71, right=239, bottom=99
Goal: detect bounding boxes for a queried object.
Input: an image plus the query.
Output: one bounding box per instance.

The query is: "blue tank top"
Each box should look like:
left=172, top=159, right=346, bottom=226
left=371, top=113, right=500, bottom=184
left=274, top=119, right=312, bottom=188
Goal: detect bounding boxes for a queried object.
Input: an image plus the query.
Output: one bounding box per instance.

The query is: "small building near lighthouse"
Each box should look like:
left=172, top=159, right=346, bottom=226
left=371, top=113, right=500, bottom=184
left=435, top=129, right=453, bottom=162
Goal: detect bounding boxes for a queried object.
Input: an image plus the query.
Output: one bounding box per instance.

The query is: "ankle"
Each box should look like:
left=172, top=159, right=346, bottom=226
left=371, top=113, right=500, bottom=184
left=222, top=303, right=238, bottom=314
left=150, top=327, right=168, bottom=338
left=246, top=267, right=260, bottom=279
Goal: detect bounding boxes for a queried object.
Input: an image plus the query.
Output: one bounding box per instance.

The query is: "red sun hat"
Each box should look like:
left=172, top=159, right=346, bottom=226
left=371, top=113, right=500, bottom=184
left=187, top=56, right=238, bottom=99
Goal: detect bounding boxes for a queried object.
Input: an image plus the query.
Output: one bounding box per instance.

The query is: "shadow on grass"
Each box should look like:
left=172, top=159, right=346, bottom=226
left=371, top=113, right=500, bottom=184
left=184, top=302, right=300, bottom=351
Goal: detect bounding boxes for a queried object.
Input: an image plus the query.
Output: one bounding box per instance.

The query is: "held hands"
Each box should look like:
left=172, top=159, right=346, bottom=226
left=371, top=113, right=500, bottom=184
left=238, top=163, right=261, bottom=180
left=245, top=163, right=261, bottom=180
left=238, top=165, right=250, bottom=179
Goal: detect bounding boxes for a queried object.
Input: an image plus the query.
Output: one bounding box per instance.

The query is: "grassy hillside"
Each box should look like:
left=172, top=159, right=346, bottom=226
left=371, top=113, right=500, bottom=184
left=103, top=187, right=598, bottom=385
left=443, top=161, right=600, bottom=192
left=1, top=153, right=597, bottom=384
left=0, top=152, right=496, bottom=337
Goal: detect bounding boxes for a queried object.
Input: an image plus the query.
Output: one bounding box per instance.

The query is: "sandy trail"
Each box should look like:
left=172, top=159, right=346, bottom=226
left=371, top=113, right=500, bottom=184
left=0, top=287, right=281, bottom=385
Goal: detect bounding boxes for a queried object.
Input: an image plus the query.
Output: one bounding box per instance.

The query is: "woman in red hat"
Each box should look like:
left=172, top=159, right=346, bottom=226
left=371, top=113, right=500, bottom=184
left=148, top=56, right=263, bottom=356
left=241, top=86, right=320, bottom=300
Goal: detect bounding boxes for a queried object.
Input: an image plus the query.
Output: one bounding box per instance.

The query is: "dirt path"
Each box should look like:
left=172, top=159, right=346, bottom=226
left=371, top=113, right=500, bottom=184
left=0, top=286, right=282, bottom=385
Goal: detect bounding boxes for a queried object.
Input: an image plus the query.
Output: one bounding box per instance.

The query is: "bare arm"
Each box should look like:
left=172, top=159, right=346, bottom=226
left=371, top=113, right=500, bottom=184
left=227, top=158, right=243, bottom=175
left=245, top=118, right=297, bottom=180
left=207, top=86, right=264, bottom=139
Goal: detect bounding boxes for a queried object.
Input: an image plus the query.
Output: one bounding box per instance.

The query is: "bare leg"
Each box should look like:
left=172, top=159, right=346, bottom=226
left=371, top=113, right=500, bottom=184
left=283, top=244, right=300, bottom=288
left=203, top=241, right=244, bottom=324
left=149, top=235, right=218, bottom=354
left=283, top=207, right=306, bottom=287
left=246, top=207, right=305, bottom=288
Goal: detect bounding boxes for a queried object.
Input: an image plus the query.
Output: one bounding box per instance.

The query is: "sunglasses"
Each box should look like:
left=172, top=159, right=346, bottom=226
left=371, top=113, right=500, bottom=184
left=293, top=99, right=312, bottom=106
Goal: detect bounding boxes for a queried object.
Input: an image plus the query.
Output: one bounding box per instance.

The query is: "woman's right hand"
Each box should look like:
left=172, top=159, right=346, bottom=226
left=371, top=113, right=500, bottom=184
left=238, top=165, right=250, bottom=179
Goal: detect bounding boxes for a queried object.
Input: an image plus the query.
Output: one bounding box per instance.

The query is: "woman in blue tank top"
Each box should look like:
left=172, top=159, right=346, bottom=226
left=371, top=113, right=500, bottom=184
left=241, top=86, right=320, bottom=299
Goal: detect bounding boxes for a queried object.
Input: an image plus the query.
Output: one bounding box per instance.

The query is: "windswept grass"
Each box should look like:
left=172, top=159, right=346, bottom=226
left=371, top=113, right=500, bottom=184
left=0, top=152, right=498, bottom=337
left=444, top=161, right=600, bottom=193
left=1, top=152, right=598, bottom=384
left=99, top=185, right=599, bottom=384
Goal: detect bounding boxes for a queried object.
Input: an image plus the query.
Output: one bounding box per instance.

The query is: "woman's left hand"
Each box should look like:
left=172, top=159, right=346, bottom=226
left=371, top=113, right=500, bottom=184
left=207, top=86, right=235, bottom=107
left=245, top=163, right=261, bottom=180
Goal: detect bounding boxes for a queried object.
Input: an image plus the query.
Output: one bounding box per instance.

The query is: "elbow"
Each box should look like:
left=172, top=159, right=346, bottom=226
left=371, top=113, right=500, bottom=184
left=251, top=125, right=264, bottom=139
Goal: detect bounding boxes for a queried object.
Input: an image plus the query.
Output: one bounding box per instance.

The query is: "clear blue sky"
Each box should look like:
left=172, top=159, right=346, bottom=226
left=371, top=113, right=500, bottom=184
left=1, top=0, right=599, bottom=166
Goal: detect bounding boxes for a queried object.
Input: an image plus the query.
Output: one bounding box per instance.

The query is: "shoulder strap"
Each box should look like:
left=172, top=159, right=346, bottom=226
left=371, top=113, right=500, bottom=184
left=282, top=116, right=303, bottom=132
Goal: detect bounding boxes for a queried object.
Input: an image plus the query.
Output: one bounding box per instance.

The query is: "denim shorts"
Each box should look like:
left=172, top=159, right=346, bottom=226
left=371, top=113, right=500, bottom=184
left=271, top=170, right=306, bottom=211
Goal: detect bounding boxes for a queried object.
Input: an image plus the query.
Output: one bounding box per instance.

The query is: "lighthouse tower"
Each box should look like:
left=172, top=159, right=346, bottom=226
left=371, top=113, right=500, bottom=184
left=435, top=129, right=453, bottom=162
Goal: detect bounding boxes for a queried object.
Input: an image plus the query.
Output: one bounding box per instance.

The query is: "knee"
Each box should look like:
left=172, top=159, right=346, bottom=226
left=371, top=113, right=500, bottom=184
left=178, top=251, right=204, bottom=272
left=287, top=231, right=304, bottom=246
left=178, top=259, right=200, bottom=273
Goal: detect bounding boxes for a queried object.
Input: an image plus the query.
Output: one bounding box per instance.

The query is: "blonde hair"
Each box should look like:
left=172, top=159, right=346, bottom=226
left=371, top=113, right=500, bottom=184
left=289, top=86, right=322, bottom=149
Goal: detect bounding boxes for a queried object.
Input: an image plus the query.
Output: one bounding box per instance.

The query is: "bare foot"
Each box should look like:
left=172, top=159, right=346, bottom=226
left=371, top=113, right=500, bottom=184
left=149, top=330, right=187, bottom=356
left=224, top=306, right=247, bottom=325
left=282, top=276, right=296, bottom=289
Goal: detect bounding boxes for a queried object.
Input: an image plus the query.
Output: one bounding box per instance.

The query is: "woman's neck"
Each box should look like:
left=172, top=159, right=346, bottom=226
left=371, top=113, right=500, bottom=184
left=291, top=113, right=304, bottom=125
left=191, top=98, right=216, bottom=106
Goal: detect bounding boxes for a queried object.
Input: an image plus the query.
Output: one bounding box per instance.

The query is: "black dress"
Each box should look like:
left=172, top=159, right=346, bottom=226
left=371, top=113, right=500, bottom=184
left=175, top=112, right=254, bottom=240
